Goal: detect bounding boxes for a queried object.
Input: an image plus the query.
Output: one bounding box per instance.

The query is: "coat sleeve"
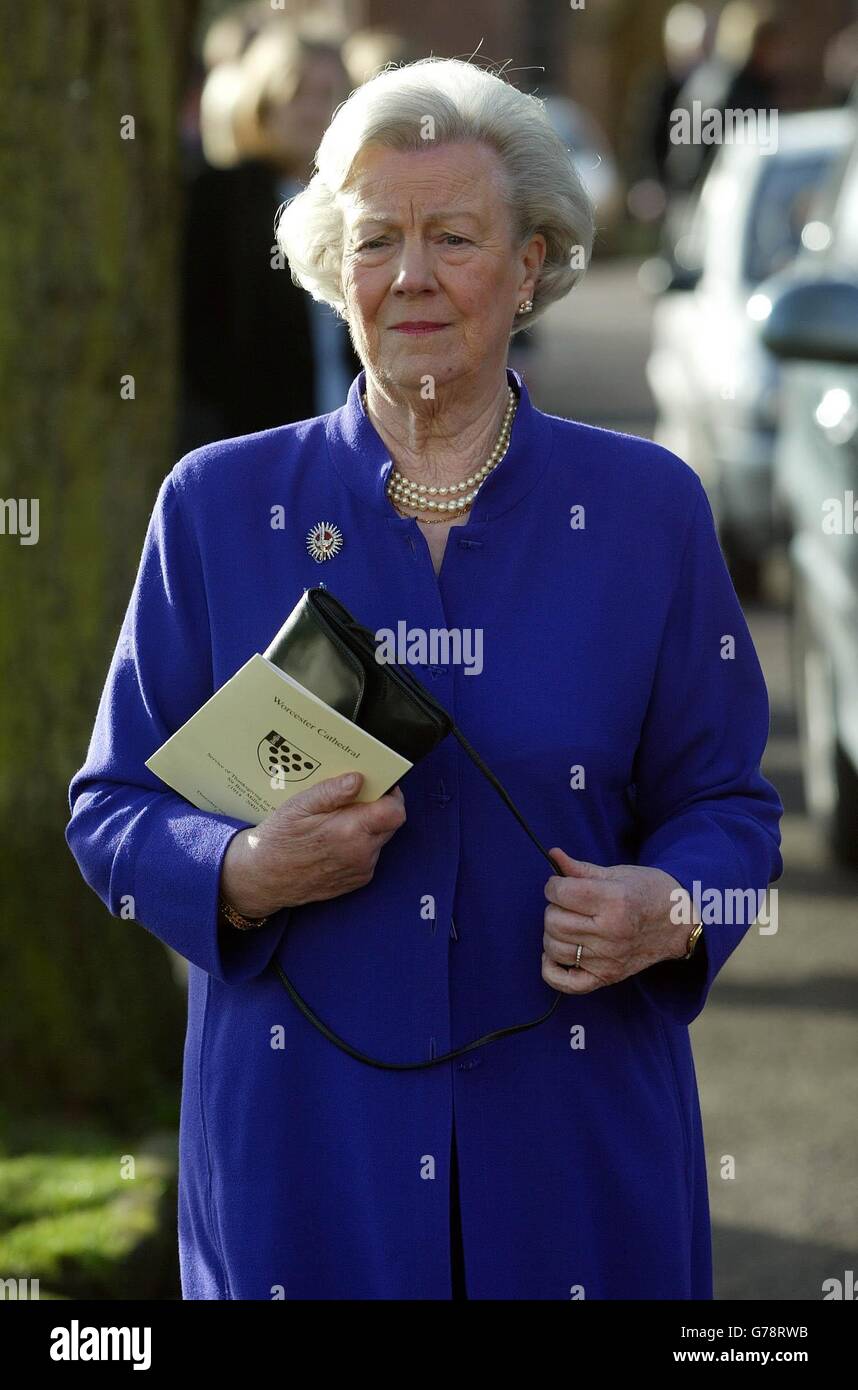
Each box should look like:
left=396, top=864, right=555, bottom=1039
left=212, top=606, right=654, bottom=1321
left=630, top=475, right=783, bottom=1027
left=65, top=467, right=289, bottom=983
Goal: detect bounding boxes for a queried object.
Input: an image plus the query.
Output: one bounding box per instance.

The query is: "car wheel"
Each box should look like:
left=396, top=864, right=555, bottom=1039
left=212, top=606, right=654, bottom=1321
left=792, top=591, right=858, bottom=868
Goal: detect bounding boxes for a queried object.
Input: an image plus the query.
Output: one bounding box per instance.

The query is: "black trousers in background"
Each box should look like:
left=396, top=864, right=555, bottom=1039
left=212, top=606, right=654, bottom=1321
left=450, top=1123, right=468, bottom=1299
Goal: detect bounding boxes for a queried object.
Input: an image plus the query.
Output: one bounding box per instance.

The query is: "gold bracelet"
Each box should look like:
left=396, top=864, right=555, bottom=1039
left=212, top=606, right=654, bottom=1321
left=218, top=893, right=270, bottom=931
left=682, top=922, right=704, bottom=960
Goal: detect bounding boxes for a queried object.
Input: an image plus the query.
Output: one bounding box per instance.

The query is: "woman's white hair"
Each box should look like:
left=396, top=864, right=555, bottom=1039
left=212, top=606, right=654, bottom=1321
left=274, top=57, right=595, bottom=334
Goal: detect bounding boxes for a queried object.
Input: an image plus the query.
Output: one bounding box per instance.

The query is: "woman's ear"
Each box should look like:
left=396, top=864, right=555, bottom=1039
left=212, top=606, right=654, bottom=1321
left=519, top=232, right=547, bottom=300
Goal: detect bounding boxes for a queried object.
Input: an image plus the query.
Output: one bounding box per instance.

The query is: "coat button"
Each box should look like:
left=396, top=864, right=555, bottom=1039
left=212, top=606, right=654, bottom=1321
left=428, top=777, right=452, bottom=806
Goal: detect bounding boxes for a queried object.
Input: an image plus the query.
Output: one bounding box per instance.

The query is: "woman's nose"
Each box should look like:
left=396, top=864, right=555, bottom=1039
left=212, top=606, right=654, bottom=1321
left=392, top=239, right=436, bottom=293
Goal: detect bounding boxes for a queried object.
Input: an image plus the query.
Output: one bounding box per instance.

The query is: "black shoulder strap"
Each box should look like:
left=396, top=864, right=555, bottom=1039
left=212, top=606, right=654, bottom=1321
left=269, top=718, right=565, bottom=1070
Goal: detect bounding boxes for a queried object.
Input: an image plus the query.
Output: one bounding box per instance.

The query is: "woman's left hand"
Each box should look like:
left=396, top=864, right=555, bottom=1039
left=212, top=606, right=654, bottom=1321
left=542, top=847, right=695, bottom=994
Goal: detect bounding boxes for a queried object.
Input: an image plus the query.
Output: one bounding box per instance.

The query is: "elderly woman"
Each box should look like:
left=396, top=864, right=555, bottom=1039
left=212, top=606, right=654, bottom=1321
left=66, top=58, right=782, bottom=1301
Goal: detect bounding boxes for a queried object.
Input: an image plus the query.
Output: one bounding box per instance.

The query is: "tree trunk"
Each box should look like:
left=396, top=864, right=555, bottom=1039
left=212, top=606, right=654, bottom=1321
left=0, top=0, right=199, bottom=1126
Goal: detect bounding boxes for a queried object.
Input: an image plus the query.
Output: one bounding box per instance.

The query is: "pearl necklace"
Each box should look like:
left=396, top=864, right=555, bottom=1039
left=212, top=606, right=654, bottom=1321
left=361, top=386, right=518, bottom=522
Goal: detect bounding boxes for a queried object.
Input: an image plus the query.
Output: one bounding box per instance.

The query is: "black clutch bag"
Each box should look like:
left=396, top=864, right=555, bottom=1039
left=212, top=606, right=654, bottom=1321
left=260, top=586, right=564, bottom=1071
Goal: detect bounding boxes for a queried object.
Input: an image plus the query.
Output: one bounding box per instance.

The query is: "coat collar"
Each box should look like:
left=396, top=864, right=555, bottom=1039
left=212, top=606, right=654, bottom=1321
left=325, top=366, right=555, bottom=524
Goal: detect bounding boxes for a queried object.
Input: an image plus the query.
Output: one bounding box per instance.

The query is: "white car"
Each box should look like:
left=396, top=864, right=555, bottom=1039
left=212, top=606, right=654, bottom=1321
left=646, top=108, right=855, bottom=595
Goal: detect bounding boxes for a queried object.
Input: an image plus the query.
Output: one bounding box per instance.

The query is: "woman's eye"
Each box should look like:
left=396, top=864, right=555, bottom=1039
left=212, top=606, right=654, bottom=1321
left=354, top=234, right=469, bottom=252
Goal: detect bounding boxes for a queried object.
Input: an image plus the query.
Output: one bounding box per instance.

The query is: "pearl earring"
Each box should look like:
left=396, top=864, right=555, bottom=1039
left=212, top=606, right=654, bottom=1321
left=517, top=300, right=533, bottom=315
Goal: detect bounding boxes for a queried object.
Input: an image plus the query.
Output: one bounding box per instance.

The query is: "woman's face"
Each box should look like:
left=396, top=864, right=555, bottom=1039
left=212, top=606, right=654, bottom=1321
left=338, top=140, right=545, bottom=394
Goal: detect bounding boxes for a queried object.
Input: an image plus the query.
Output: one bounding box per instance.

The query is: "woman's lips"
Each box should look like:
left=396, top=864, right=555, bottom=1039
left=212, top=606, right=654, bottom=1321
left=390, top=322, right=450, bottom=335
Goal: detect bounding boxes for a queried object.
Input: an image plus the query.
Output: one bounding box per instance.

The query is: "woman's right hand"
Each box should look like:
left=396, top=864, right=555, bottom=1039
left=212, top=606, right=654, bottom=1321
left=219, top=772, right=407, bottom=919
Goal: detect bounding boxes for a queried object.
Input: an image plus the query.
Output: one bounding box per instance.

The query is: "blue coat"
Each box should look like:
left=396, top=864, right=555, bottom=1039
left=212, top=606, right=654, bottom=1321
left=66, top=367, right=783, bottom=1300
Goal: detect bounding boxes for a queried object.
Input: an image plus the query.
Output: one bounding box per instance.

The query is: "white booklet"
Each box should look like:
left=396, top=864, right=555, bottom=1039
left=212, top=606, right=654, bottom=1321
left=145, top=653, right=413, bottom=825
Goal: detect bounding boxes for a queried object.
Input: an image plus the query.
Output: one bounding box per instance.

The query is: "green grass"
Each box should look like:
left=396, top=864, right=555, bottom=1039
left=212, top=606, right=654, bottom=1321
left=0, top=1114, right=179, bottom=1299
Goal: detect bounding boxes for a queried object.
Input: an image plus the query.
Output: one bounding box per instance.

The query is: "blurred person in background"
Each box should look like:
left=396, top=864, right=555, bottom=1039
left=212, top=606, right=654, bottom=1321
left=625, top=2, right=713, bottom=225
left=666, top=3, right=793, bottom=198
left=182, top=0, right=287, bottom=177
left=67, top=56, right=782, bottom=1300
left=341, top=26, right=422, bottom=87
left=178, top=13, right=358, bottom=455
left=202, top=0, right=279, bottom=68
left=824, top=18, right=858, bottom=104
